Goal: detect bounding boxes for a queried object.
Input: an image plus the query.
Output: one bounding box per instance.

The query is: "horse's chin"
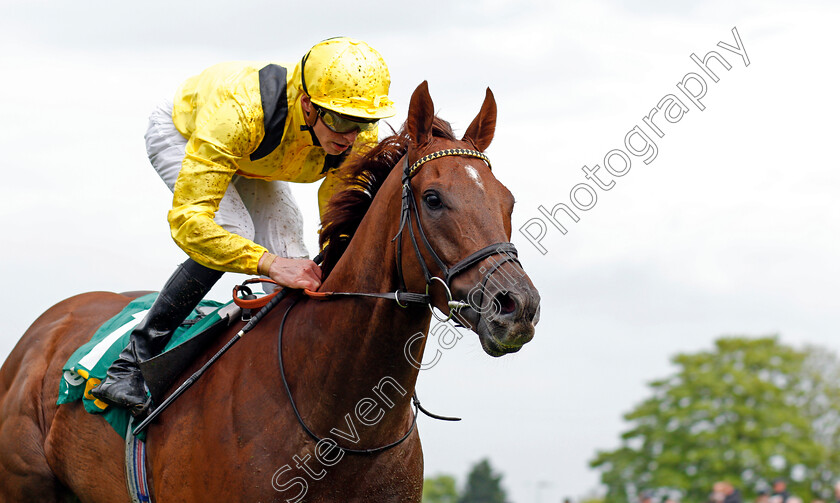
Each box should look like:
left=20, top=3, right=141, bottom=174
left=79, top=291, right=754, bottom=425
left=478, top=333, right=524, bottom=357
left=457, top=307, right=535, bottom=357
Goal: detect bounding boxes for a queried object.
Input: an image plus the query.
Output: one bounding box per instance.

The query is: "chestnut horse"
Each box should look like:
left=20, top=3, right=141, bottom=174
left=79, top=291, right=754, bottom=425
left=0, top=82, right=540, bottom=502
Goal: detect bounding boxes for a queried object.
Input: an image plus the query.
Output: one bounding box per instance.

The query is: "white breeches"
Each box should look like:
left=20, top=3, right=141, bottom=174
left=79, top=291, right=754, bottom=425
left=144, top=100, right=310, bottom=262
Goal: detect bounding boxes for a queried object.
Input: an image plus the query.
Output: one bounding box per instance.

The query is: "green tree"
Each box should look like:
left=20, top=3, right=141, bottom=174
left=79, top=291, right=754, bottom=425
left=459, top=458, right=507, bottom=503
left=423, top=474, right=459, bottom=503
left=590, top=337, right=840, bottom=503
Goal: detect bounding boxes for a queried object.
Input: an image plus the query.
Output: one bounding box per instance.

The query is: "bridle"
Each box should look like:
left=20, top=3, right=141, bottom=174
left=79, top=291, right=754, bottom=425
left=276, top=147, right=525, bottom=455
left=301, top=147, right=523, bottom=321
left=392, top=147, right=522, bottom=322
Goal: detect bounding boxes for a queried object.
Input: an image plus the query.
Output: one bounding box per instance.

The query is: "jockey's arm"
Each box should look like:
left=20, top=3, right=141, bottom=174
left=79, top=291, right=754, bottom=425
left=167, top=91, right=321, bottom=290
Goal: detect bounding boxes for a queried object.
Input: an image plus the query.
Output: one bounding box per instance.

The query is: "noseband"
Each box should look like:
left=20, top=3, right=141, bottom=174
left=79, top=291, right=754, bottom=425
left=392, top=148, right=522, bottom=321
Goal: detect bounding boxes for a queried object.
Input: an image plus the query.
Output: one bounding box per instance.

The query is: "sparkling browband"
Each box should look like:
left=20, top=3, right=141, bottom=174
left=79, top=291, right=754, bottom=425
left=406, top=148, right=492, bottom=179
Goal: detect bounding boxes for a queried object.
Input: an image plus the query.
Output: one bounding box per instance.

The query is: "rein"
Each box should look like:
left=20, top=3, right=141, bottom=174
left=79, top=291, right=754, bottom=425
left=277, top=296, right=460, bottom=455
left=278, top=297, right=418, bottom=455
left=233, top=280, right=429, bottom=309
left=272, top=147, right=521, bottom=455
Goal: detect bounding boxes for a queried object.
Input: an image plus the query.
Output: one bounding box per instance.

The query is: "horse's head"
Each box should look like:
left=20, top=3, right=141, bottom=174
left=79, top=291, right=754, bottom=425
left=401, top=81, right=541, bottom=356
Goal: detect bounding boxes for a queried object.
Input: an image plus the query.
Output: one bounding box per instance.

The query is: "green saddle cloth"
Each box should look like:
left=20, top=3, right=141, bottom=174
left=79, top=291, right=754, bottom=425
left=57, top=293, right=234, bottom=438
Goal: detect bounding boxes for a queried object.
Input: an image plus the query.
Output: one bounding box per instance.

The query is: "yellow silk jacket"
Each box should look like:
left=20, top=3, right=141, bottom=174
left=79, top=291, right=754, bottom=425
left=168, top=61, right=376, bottom=275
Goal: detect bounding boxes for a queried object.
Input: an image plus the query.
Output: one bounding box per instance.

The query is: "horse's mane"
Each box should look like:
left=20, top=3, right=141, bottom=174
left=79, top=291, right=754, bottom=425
left=318, top=117, right=457, bottom=278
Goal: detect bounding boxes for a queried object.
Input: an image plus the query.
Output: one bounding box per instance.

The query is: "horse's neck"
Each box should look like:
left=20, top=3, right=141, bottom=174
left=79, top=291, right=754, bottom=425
left=285, top=171, right=430, bottom=441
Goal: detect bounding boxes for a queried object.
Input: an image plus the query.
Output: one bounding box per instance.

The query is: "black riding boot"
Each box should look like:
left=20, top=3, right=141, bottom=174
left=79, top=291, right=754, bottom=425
left=90, top=259, right=223, bottom=415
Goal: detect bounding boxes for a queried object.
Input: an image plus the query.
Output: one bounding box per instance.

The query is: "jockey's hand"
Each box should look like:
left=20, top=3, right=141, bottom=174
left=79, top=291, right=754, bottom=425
left=266, top=257, right=322, bottom=291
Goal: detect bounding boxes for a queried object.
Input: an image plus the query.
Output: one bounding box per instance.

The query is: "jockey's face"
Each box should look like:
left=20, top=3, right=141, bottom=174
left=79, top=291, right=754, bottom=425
left=301, top=95, right=360, bottom=156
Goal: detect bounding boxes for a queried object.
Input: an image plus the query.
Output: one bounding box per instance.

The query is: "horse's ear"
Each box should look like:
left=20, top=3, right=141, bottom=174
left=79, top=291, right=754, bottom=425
left=406, top=81, right=434, bottom=146
left=462, top=87, right=497, bottom=152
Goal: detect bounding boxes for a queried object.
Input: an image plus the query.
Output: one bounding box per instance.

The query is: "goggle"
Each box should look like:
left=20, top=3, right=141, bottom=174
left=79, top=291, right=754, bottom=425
left=316, top=106, right=379, bottom=134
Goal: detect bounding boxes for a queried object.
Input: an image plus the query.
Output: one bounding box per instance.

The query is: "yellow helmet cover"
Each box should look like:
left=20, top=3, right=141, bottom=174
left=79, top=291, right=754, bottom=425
left=302, top=37, right=396, bottom=119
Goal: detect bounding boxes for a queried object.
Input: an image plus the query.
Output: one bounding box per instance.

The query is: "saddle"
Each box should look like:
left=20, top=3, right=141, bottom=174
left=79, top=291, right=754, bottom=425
left=58, top=293, right=241, bottom=438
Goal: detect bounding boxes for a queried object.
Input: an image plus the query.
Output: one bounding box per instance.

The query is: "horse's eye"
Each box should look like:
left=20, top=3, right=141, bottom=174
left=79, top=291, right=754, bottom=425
left=423, top=191, right=443, bottom=210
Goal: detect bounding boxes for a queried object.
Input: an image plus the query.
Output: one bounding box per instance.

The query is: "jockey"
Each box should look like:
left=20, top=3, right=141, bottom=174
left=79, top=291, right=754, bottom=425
left=91, top=37, right=396, bottom=414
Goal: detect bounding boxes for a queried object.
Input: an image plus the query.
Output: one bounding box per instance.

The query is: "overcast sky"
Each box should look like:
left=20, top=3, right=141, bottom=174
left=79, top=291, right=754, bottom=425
left=2, top=1, right=839, bottom=501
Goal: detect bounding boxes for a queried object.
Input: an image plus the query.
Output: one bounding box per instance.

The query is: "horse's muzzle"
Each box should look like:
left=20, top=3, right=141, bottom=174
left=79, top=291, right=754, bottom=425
left=453, top=272, right=541, bottom=357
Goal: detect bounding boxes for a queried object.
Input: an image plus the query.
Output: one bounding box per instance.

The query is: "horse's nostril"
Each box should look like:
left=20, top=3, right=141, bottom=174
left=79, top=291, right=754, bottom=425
left=495, top=292, right=517, bottom=316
